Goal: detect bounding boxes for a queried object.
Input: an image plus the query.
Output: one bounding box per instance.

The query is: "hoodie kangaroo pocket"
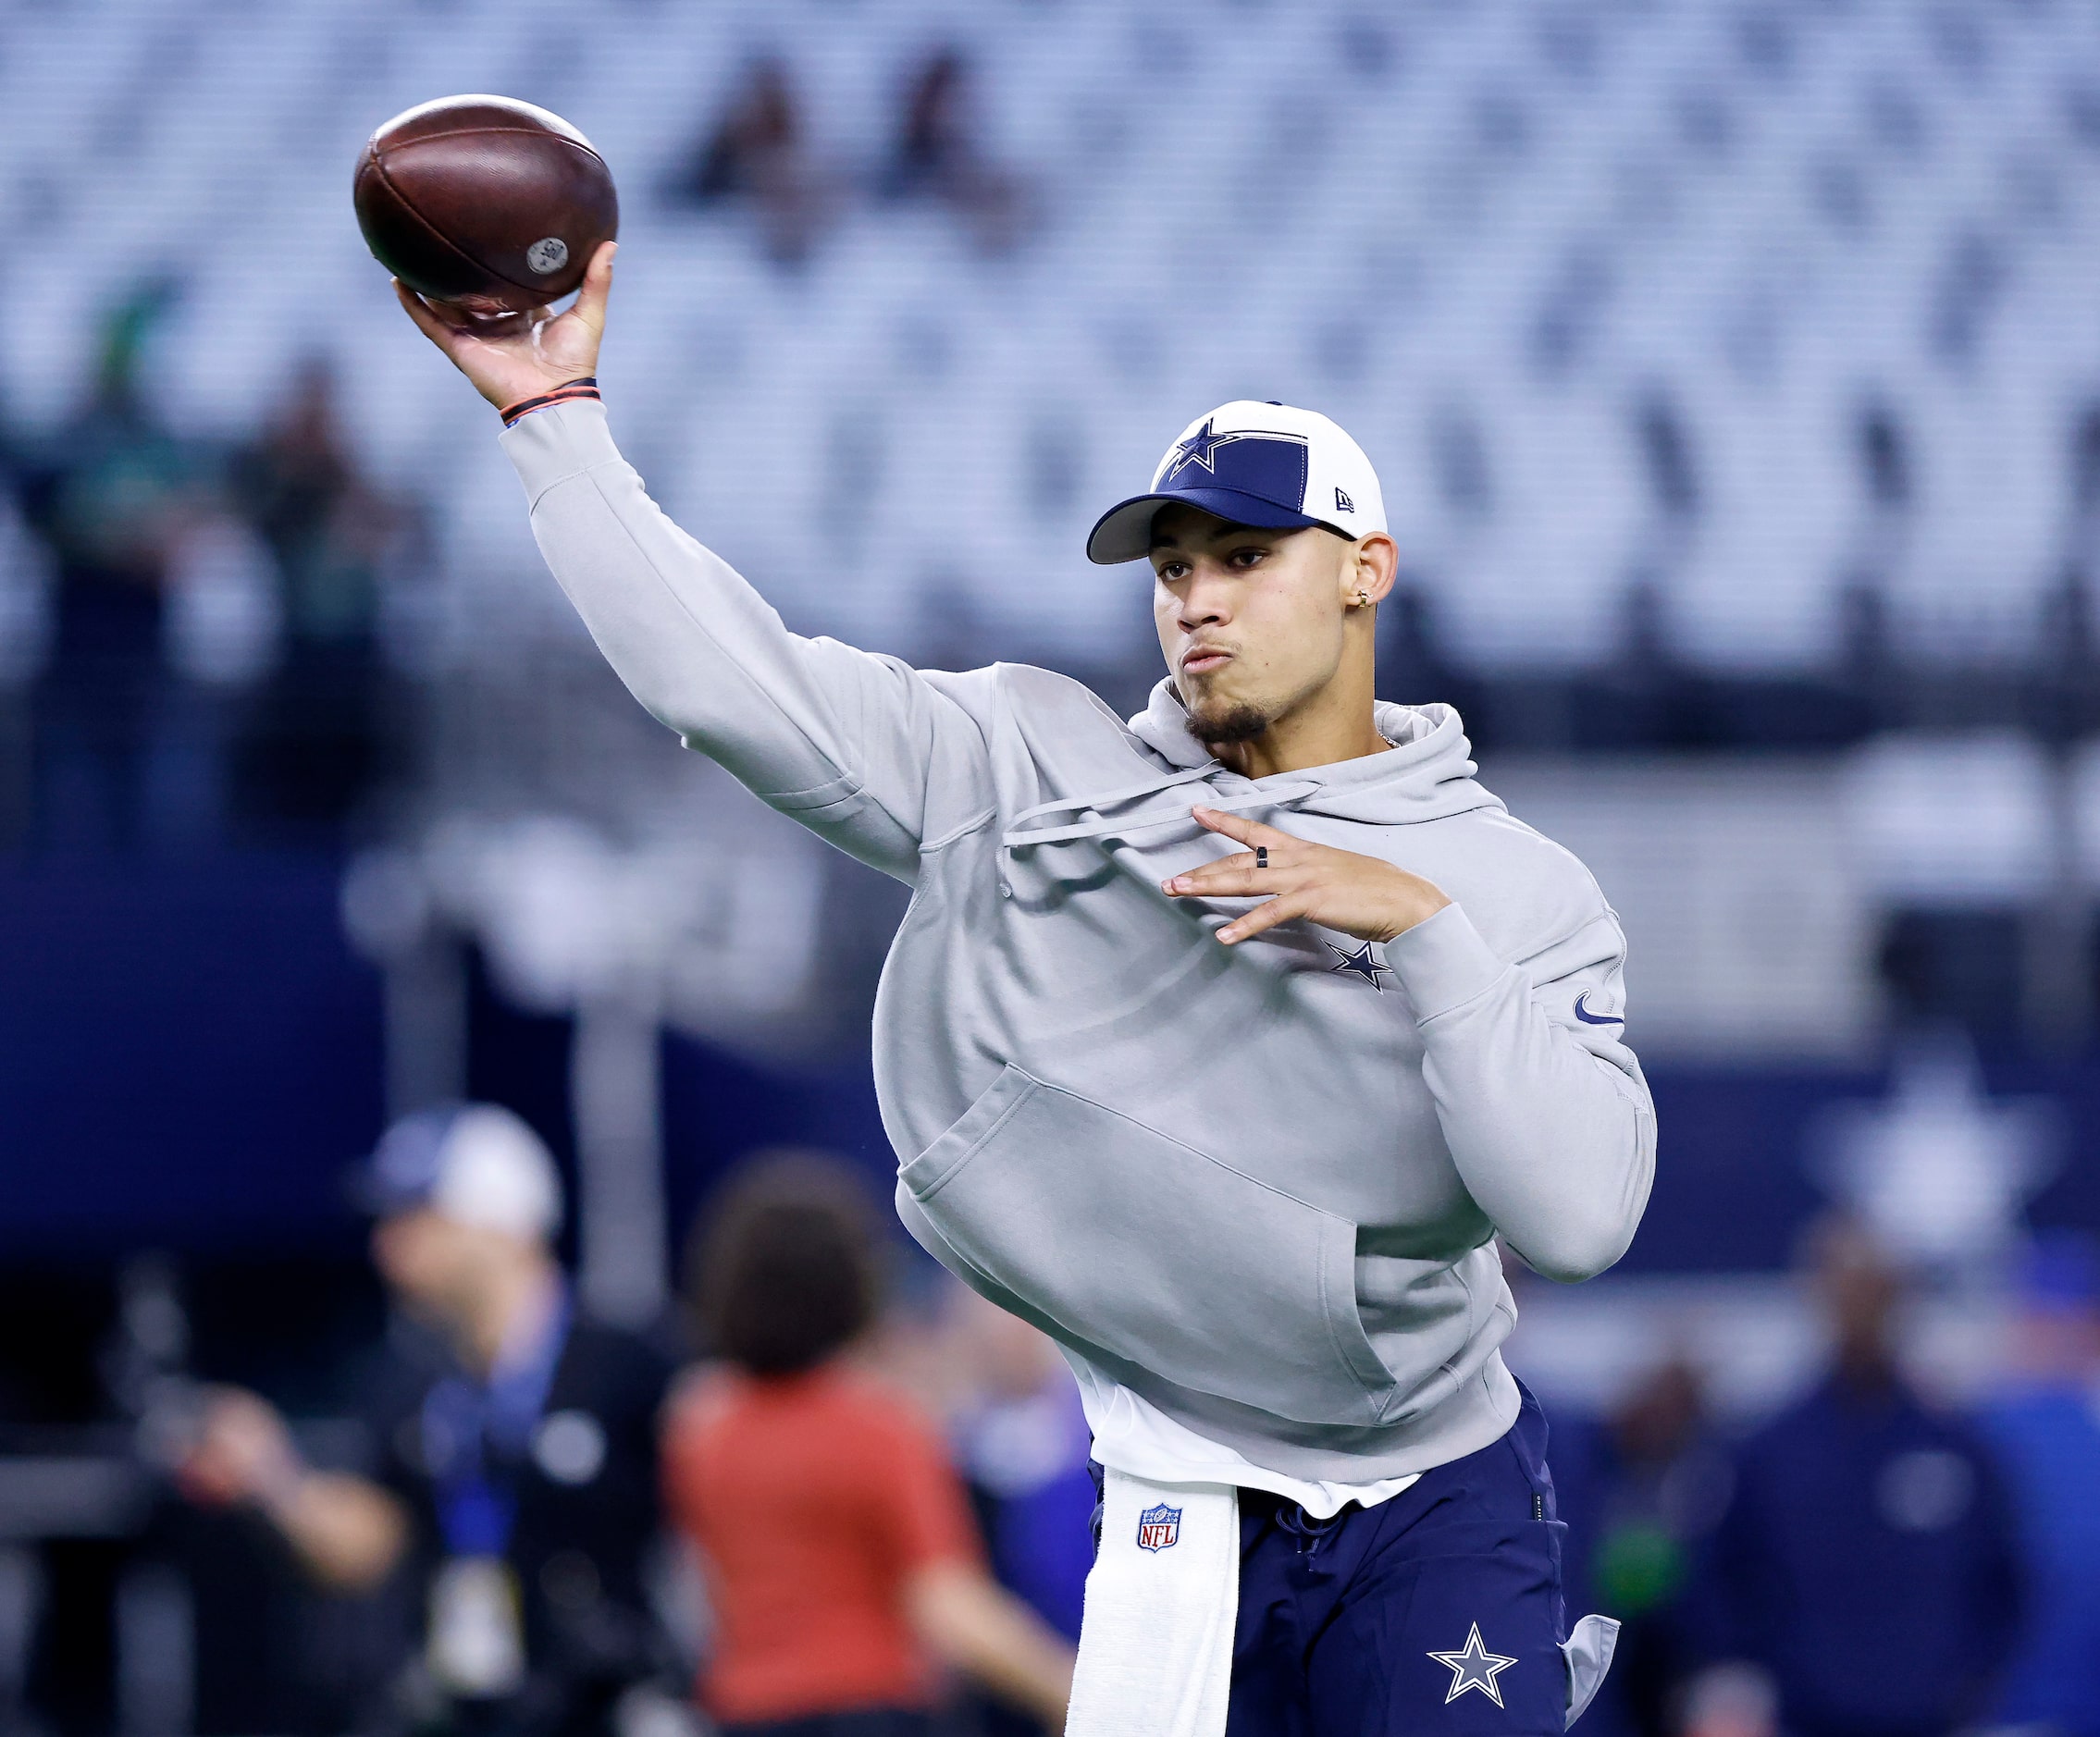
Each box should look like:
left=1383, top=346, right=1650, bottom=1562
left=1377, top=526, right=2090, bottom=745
left=899, top=1065, right=1398, bottom=1426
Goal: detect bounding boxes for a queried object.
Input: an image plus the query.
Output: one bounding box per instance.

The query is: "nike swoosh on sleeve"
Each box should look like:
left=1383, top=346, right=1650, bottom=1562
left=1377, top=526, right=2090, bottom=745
left=1573, top=992, right=1624, bottom=1026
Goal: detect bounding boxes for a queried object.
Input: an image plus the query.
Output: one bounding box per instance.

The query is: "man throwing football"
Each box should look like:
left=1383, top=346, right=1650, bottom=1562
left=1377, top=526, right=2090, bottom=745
left=400, top=245, right=1649, bottom=1736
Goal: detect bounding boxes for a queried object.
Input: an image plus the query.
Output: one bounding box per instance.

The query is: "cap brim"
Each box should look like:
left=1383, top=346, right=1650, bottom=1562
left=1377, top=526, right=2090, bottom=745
left=342, top=1161, right=428, bottom=1219
left=1084, top=487, right=1329, bottom=564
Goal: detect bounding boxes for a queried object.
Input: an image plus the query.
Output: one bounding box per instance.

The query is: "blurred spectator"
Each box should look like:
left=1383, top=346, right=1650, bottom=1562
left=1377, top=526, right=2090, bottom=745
left=179, top=1103, right=674, bottom=1736
left=944, top=1287, right=1093, bottom=1649
left=21, top=282, right=213, bottom=849
left=664, top=58, right=834, bottom=267
left=662, top=1153, right=1073, bottom=1734
left=0, top=488, right=56, bottom=842
left=163, top=512, right=282, bottom=691
left=230, top=359, right=406, bottom=829
left=1688, top=1217, right=2021, bottom=1737
left=880, top=51, right=1028, bottom=254
left=1975, top=1232, right=2100, bottom=1736
left=1554, top=1356, right=1730, bottom=1737
left=234, top=360, right=378, bottom=647
left=150, top=509, right=283, bottom=847
left=1375, top=584, right=1483, bottom=733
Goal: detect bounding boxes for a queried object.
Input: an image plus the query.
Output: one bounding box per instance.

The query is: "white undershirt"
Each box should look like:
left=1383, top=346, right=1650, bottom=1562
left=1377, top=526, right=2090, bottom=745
left=1065, top=1351, right=1420, bottom=1521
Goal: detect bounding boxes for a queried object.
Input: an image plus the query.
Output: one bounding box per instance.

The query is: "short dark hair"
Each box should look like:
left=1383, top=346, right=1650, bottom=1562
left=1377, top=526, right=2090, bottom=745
left=686, top=1151, right=881, bottom=1375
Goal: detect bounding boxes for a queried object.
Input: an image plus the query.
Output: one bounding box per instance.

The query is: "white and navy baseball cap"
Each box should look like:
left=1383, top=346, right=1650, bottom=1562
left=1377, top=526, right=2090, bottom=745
left=351, top=1103, right=564, bottom=1240
left=1086, top=400, right=1389, bottom=564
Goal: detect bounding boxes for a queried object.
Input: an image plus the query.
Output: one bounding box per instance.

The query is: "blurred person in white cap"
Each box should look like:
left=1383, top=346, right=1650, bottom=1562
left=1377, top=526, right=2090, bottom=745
left=401, top=257, right=1650, bottom=1737
left=179, top=1103, right=675, bottom=1737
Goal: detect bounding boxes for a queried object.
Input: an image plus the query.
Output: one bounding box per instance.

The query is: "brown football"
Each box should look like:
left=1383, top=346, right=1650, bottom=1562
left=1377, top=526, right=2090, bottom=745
left=354, top=94, right=618, bottom=316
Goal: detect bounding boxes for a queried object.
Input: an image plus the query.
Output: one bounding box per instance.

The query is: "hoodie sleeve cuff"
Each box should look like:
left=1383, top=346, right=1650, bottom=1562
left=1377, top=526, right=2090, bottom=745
left=1385, top=903, right=1510, bottom=1022
left=499, top=398, right=622, bottom=505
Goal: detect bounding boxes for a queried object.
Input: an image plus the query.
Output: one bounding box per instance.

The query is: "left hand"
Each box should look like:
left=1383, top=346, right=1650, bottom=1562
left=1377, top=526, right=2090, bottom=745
left=1163, top=808, right=1451, bottom=946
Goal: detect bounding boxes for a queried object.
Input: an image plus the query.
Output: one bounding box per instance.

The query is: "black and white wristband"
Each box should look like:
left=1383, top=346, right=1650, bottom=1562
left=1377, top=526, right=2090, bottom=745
left=500, top=376, right=601, bottom=427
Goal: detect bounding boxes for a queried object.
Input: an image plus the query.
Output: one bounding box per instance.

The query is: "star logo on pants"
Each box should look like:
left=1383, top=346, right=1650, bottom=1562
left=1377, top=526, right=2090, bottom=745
left=1427, top=1623, right=1518, bottom=1706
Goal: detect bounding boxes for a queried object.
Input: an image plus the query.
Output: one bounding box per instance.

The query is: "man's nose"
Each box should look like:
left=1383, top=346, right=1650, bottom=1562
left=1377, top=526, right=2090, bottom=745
left=1177, top=572, right=1233, bottom=631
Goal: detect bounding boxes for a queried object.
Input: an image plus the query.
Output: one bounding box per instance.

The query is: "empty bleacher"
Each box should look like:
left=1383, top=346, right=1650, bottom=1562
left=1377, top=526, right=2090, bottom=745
left=3, top=0, right=2097, bottom=679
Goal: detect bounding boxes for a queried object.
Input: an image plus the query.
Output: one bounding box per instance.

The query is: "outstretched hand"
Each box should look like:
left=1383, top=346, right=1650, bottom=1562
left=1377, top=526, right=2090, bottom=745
left=1164, top=807, right=1451, bottom=946
left=394, top=240, right=616, bottom=410
left=177, top=1387, right=303, bottom=1509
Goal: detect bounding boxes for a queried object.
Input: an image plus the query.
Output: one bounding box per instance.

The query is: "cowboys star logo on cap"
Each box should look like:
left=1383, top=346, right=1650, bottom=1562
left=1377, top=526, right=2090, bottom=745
left=1086, top=400, right=1389, bottom=564
left=1167, top=418, right=1236, bottom=474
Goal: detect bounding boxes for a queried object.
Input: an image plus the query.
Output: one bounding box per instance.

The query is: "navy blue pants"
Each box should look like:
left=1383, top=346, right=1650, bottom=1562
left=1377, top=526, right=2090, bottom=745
left=1096, top=1386, right=1572, bottom=1736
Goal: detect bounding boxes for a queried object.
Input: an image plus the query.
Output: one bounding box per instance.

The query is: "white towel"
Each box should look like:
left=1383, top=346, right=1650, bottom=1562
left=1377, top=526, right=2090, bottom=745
left=1066, top=1469, right=1237, bottom=1737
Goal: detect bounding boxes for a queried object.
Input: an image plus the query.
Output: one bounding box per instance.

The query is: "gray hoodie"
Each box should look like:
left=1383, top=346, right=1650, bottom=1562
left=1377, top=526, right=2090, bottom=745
left=503, top=402, right=1656, bottom=1482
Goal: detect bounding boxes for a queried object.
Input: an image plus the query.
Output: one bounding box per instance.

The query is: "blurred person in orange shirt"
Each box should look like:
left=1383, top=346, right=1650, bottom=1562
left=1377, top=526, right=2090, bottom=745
left=661, top=1154, right=1073, bottom=1736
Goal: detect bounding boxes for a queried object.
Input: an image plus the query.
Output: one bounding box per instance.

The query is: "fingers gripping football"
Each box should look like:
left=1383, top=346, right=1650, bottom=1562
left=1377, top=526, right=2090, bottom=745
left=1163, top=807, right=1451, bottom=947
left=395, top=239, right=616, bottom=410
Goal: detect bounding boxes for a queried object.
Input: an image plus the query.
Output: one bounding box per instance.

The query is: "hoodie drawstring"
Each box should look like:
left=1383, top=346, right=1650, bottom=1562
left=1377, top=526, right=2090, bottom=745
left=1002, top=778, right=1323, bottom=853
left=1004, top=761, right=1217, bottom=835
left=1276, top=1500, right=1349, bottom=1556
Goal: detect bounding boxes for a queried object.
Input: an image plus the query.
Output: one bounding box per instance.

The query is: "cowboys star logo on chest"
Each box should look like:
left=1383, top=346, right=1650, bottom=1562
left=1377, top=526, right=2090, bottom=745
left=1324, top=939, right=1391, bottom=990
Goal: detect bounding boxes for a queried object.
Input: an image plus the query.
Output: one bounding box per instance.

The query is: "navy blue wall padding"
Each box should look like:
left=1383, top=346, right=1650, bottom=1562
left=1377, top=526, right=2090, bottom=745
left=0, top=853, right=385, bottom=1257
left=4, top=855, right=2098, bottom=1268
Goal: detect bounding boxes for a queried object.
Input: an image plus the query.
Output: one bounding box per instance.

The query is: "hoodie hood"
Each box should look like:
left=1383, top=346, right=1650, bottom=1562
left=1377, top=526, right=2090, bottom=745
left=1122, top=677, right=1505, bottom=829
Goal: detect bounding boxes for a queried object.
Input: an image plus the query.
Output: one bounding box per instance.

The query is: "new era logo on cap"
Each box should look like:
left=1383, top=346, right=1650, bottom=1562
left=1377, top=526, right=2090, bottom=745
left=1085, top=400, right=1388, bottom=564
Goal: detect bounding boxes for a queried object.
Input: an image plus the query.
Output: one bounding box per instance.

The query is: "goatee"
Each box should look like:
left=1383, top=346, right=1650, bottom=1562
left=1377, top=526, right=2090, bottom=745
left=1188, top=698, right=1273, bottom=746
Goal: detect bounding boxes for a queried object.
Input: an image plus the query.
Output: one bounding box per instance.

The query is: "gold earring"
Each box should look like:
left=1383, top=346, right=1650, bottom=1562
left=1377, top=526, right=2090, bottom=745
left=1354, top=589, right=1371, bottom=606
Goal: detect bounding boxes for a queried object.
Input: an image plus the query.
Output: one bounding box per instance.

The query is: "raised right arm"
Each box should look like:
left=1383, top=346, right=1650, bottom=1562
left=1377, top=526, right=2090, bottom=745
left=501, top=400, right=988, bottom=877
left=397, top=244, right=990, bottom=880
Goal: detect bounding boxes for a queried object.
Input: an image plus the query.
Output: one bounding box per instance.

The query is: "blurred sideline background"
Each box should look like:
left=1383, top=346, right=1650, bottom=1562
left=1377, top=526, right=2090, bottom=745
left=5, top=0, right=2100, bottom=1733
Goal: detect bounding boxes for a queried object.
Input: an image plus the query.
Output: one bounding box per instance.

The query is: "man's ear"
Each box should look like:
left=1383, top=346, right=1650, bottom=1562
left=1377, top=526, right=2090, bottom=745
left=1346, top=533, right=1399, bottom=608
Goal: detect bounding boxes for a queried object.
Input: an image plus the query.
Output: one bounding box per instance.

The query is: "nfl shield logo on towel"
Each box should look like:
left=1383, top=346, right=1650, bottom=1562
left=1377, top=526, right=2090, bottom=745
left=1136, top=1503, right=1181, bottom=1552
